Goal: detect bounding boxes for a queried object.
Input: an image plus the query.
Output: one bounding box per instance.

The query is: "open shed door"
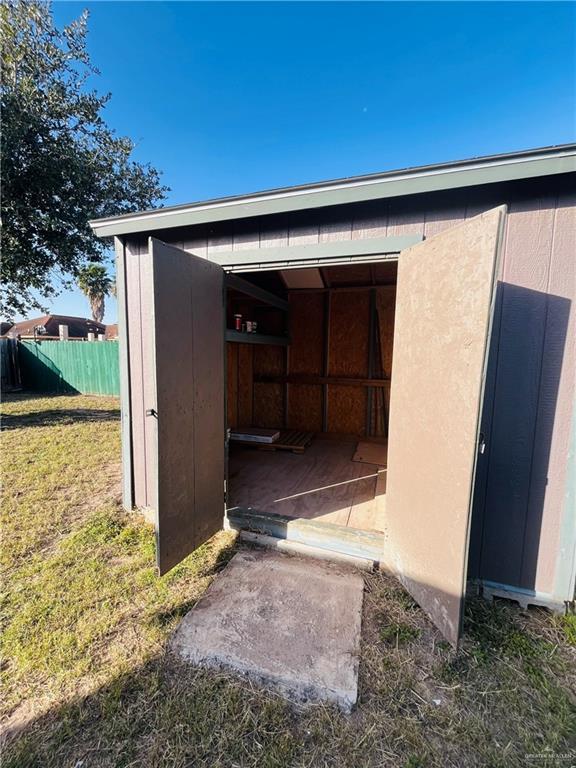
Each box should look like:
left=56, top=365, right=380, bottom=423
left=146, top=238, right=225, bottom=575
left=385, top=207, right=506, bottom=647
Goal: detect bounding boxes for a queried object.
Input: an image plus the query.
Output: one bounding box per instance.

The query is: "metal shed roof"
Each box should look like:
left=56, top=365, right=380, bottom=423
left=90, top=143, right=576, bottom=238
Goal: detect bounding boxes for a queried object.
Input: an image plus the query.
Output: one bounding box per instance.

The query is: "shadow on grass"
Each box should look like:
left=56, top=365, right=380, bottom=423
left=3, top=591, right=575, bottom=768
left=152, top=540, right=239, bottom=629
left=2, top=584, right=575, bottom=768
left=1, top=652, right=301, bottom=768
left=1, top=408, right=120, bottom=431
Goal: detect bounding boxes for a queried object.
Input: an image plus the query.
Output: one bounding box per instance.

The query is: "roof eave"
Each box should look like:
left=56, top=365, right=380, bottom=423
left=90, top=145, right=576, bottom=239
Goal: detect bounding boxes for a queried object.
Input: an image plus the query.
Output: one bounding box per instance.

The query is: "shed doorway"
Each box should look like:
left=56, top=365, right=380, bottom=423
left=134, top=207, right=505, bottom=646
left=225, top=261, right=396, bottom=536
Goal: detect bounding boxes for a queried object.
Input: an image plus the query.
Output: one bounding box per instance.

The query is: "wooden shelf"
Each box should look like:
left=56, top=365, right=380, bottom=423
left=225, top=274, right=289, bottom=312
left=226, top=330, right=290, bottom=346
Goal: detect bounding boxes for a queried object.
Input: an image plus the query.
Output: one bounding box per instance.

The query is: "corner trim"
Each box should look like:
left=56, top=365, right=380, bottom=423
left=114, top=236, right=134, bottom=511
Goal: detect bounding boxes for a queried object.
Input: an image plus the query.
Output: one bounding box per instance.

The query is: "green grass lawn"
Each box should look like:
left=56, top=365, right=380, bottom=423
left=1, top=393, right=575, bottom=767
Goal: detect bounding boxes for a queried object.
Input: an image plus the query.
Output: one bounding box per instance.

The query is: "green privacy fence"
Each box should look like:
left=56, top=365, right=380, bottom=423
left=1, top=338, right=20, bottom=389
left=18, top=340, right=120, bottom=396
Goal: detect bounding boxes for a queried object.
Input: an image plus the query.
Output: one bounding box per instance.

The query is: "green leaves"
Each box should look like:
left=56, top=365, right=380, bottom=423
left=0, top=1, right=168, bottom=318
left=76, top=263, right=114, bottom=322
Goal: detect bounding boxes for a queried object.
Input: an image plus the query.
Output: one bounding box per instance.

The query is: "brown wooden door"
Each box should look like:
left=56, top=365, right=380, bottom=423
left=385, top=207, right=506, bottom=647
left=147, top=238, right=225, bottom=575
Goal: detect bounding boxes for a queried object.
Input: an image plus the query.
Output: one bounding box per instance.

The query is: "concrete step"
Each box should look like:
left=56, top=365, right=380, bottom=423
left=226, top=507, right=385, bottom=565
left=172, top=549, right=364, bottom=711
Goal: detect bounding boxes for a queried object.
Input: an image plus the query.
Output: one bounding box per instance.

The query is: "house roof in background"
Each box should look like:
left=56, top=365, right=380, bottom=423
left=105, top=323, right=118, bottom=340
left=90, top=143, right=576, bottom=238
left=4, top=315, right=106, bottom=338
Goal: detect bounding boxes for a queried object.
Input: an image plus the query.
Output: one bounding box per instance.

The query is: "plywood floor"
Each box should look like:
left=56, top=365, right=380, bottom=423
left=227, top=437, right=387, bottom=532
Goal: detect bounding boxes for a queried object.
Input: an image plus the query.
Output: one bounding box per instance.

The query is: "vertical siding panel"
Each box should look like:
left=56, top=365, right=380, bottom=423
left=466, top=190, right=512, bottom=580
left=468, top=208, right=508, bottom=580
left=233, top=221, right=261, bottom=251
left=139, top=242, right=158, bottom=511
left=125, top=240, right=147, bottom=508
left=260, top=222, right=288, bottom=249
left=423, top=206, right=466, bottom=237
left=351, top=208, right=388, bottom=240
left=319, top=219, right=353, bottom=242
left=530, top=194, right=576, bottom=593
left=182, top=235, right=208, bottom=259
left=481, top=196, right=556, bottom=588
left=207, top=229, right=233, bottom=255
left=465, top=190, right=508, bottom=220
left=387, top=203, right=426, bottom=237
left=288, top=221, right=319, bottom=246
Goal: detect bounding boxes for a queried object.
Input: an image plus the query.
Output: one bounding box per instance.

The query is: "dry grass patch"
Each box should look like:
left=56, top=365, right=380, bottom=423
left=1, top=393, right=575, bottom=767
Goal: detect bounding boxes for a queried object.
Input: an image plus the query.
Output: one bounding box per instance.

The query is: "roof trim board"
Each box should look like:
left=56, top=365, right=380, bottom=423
left=211, top=235, right=422, bottom=269
left=90, top=145, right=576, bottom=238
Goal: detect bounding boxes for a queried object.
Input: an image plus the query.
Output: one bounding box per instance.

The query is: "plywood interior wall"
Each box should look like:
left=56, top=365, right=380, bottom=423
left=326, top=291, right=370, bottom=434
left=253, top=345, right=285, bottom=427
left=226, top=272, right=397, bottom=437
left=371, top=287, right=396, bottom=435
left=287, top=292, right=324, bottom=431
left=227, top=343, right=254, bottom=428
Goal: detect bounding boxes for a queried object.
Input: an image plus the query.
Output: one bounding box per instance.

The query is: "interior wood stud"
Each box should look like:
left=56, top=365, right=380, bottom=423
left=366, top=288, right=376, bottom=436
left=322, top=291, right=331, bottom=432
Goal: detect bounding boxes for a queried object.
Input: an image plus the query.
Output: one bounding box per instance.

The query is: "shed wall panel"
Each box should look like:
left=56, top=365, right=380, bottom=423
left=327, top=385, right=367, bottom=435
left=252, top=345, right=285, bottom=427
left=237, top=344, right=255, bottom=425
left=125, top=241, right=148, bottom=509
left=529, top=194, right=575, bottom=593
left=259, top=220, right=288, bottom=249
left=328, top=291, right=370, bottom=377
left=481, top=196, right=556, bottom=590
left=287, top=292, right=324, bottom=430
left=320, top=218, right=353, bottom=242
left=140, top=248, right=158, bottom=510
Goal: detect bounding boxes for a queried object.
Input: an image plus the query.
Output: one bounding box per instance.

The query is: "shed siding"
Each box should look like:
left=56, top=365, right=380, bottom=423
left=531, top=193, right=575, bottom=593
left=123, top=175, right=575, bottom=599
left=125, top=239, right=157, bottom=510
left=481, top=196, right=557, bottom=592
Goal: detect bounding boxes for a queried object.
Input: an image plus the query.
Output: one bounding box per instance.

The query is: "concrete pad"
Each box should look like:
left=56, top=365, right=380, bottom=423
left=171, top=549, right=364, bottom=711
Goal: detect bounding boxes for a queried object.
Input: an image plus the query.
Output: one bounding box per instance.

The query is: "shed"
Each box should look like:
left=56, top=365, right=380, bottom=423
left=91, top=144, right=576, bottom=647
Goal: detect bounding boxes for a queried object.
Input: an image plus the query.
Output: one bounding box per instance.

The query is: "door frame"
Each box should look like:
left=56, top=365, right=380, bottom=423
left=222, top=252, right=402, bottom=533
left=115, top=235, right=408, bottom=513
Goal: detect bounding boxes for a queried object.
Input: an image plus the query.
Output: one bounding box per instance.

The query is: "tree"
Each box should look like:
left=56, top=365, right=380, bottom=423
left=0, top=1, right=168, bottom=319
left=77, top=264, right=114, bottom=323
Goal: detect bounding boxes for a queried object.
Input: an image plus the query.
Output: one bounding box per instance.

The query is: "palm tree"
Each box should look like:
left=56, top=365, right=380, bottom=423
left=77, top=264, right=115, bottom=324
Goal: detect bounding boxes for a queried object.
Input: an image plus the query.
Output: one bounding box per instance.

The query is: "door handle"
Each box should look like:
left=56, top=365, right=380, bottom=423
left=146, top=408, right=158, bottom=418
left=478, top=432, right=486, bottom=454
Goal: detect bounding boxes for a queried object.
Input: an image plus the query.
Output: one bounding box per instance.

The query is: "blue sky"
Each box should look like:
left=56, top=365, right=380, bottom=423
left=42, top=1, right=576, bottom=322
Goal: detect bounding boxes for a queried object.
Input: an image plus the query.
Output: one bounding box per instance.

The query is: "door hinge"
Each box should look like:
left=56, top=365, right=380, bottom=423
left=145, top=408, right=158, bottom=418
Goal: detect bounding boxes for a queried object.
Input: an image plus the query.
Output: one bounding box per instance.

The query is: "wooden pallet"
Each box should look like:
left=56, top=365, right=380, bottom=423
left=234, top=430, right=314, bottom=454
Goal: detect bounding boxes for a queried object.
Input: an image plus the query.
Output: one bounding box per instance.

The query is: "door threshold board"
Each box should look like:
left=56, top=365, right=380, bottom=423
left=226, top=507, right=385, bottom=564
